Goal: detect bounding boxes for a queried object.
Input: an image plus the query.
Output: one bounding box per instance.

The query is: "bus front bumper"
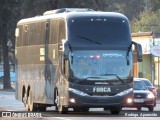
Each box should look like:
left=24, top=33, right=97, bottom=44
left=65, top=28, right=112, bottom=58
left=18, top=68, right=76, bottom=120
left=68, top=92, right=132, bottom=108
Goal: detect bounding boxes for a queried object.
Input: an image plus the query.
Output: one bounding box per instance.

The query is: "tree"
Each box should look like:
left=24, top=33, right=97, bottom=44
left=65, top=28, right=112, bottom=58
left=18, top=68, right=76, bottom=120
left=131, top=10, right=160, bottom=33
left=149, top=0, right=160, bottom=11
left=0, top=1, right=11, bottom=89
left=57, top=0, right=146, bottom=20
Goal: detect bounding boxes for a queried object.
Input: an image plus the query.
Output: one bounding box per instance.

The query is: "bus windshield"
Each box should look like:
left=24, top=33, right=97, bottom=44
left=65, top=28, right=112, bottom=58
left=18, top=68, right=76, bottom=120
left=68, top=18, right=131, bottom=44
left=69, top=50, right=133, bottom=80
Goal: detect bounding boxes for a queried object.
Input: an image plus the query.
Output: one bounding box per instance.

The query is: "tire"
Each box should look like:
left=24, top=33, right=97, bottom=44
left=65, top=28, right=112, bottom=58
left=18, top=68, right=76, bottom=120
left=55, top=90, right=68, bottom=114
left=73, top=107, right=89, bottom=112
left=23, top=92, right=29, bottom=111
left=104, top=107, right=108, bottom=111
left=38, top=107, right=46, bottom=112
left=110, top=110, right=120, bottom=115
left=25, top=100, right=30, bottom=111
left=110, top=107, right=121, bottom=115
left=148, top=106, right=154, bottom=111
left=59, top=105, right=68, bottom=114
left=81, top=108, right=89, bottom=112
left=28, top=90, right=37, bottom=111
left=55, top=90, right=59, bottom=111
left=73, top=107, right=81, bottom=112
left=137, top=107, right=141, bottom=111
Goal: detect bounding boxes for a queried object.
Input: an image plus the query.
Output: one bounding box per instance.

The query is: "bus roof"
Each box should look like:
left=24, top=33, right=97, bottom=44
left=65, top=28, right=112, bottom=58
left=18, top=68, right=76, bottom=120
left=17, top=9, right=129, bottom=25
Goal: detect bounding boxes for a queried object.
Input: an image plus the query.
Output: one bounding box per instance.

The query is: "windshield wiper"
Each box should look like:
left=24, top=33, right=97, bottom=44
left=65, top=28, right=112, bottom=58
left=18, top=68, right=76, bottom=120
left=77, top=35, right=102, bottom=45
left=73, top=76, right=102, bottom=83
left=100, top=74, right=125, bottom=84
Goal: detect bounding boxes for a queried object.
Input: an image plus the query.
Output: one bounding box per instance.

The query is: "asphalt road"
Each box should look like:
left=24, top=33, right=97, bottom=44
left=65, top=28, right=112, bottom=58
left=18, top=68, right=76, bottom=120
left=0, top=90, right=160, bottom=120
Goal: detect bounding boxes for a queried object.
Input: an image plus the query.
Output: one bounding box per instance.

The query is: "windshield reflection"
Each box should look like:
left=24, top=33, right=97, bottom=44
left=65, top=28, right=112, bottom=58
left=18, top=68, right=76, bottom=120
left=69, top=50, right=133, bottom=80
left=134, top=81, right=148, bottom=90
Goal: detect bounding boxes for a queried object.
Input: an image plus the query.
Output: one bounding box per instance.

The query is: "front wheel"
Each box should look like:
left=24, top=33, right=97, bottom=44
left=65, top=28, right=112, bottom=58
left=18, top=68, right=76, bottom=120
left=73, top=107, right=89, bottom=112
left=110, top=107, right=121, bottom=115
left=38, top=106, right=46, bottom=112
left=55, top=90, right=68, bottom=114
left=110, top=110, right=120, bottom=115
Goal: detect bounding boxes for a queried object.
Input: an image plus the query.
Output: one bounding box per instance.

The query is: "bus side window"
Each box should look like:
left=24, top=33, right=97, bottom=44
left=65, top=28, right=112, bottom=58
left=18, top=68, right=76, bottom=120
left=49, top=20, right=58, bottom=44
left=58, top=19, right=66, bottom=44
left=29, top=23, right=36, bottom=45
left=16, top=26, right=22, bottom=47
left=22, top=25, right=29, bottom=46
left=36, top=22, right=43, bottom=45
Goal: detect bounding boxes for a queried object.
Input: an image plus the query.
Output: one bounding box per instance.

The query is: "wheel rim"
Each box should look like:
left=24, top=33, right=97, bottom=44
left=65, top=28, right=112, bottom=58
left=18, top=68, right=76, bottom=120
left=25, top=102, right=29, bottom=111
left=55, top=91, right=59, bottom=106
left=24, top=92, right=29, bottom=111
left=28, top=91, right=33, bottom=111
left=55, top=90, right=60, bottom=111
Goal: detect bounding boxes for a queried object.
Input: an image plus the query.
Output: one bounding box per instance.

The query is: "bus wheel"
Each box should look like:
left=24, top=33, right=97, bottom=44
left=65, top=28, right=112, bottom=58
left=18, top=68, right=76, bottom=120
left=55, top=90, right=59, bottom=111
left=58, top=105, right=68, bottom=114
left=23, top=92, right=29, bottom=111
left=55, top=90, right=68, bottom=114
left=25, top=100, right=30, bottom=111
left=28, top=90, right=37, bottom=111
left=73, top=107, right=89, bottom=112
left=38, top=107, right=46, bottom=112
left=73, top=107, right=81, bottom=112
left=110, top=110, right=120, bottom=115
left=110, top=107, right=121, bottom=115
left=81, top=107, right=89, bottom=112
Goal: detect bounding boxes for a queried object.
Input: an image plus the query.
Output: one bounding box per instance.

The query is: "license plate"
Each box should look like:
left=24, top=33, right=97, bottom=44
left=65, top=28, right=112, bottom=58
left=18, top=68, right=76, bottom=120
left=134, top=99, right=144, bottom=103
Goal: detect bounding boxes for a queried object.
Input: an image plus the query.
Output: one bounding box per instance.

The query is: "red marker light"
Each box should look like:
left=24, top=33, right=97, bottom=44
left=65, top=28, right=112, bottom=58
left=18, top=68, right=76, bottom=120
left=96, top=55, right=100, bottom=58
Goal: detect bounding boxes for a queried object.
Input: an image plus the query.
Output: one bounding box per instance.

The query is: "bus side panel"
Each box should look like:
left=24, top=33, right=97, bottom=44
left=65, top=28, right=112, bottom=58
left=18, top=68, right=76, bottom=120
left=44, top=44, right=58, bottom=104
left=15, top=25, right=23, bottom=101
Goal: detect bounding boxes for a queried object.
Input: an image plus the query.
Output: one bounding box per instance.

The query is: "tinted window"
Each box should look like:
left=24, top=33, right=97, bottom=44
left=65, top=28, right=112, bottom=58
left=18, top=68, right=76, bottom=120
left=68, top=18, right=131, bottom=44
left=58, top=19, right=66, bottom=43
left=28, top=23, right=36, bottom=45
left=16, top=26, right=23, bottom=47
left=37, top=22, right=45, bottom=45
left=69, top=50, right=133, bottom=79
left=49, top=20, right=58, bottom=44
left=134, top=81, right=148, bottom=90
left=142, top=80, right=152, bottom=86
left=22, top=25, right=29, bottom=46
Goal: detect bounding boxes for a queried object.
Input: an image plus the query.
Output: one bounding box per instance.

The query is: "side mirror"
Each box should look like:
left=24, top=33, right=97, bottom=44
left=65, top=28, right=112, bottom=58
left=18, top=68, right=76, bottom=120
left=137, top=43, right=143, bottom=62
left=132, top=42, right=143, bottom=62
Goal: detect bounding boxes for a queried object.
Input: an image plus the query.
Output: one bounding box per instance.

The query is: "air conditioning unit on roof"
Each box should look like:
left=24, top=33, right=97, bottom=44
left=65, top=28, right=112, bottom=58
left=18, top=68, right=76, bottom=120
left=43, top=8, right=94, bottom=15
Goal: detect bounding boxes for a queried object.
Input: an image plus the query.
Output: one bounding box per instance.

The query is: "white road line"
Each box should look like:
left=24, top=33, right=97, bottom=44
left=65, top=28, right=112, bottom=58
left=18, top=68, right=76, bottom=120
left=55, top=117, right=72, bottom=120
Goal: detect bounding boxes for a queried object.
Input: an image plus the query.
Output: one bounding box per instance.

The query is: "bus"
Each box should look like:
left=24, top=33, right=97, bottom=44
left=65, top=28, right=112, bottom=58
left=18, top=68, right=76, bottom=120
left=15, top=8, right=143, bottom=114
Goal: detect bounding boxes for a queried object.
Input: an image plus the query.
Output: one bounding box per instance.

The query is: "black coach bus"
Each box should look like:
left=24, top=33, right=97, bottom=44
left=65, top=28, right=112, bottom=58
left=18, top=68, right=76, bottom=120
left=15, top=8, right=142, bottom=114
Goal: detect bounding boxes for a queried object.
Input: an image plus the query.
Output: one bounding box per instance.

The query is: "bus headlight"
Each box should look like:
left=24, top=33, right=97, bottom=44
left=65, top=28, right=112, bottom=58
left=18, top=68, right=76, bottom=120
left=116, top=88, right=133, bottom=96
left=69, top=98, right=76, bottom=103
left=68, top=88, right=89, bottom=96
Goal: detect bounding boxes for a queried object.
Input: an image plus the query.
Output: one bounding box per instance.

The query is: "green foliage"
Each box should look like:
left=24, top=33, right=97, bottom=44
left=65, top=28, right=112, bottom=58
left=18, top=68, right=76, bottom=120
left=57, top=0, right=145, bottom=20
left=131, top=10, right=160, bottom=33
